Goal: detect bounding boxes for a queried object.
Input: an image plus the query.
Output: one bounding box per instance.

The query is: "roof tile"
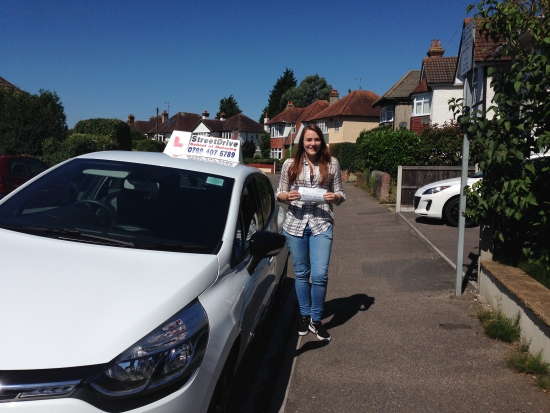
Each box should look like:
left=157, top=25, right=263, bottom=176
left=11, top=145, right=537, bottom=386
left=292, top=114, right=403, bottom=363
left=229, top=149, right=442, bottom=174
left=309, top=90, right=381, bottom=121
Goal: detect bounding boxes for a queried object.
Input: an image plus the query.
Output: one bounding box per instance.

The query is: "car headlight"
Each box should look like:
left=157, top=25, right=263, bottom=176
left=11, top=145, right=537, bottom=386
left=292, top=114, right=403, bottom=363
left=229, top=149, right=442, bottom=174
left=85, top=300, right=208, bottom=401
left=422, top=185, right=451, bottom=195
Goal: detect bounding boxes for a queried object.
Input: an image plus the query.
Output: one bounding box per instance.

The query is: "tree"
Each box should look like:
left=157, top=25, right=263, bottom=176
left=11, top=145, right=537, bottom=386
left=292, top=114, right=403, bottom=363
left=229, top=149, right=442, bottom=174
left=0, top=88, right=68, bottom=156
left=74, top=118, right=132, bottom=151
left=241, top=140, right=256, bottom=158
left=259, top=134, right=271, bottom=158
left=458, top=0, right=550, bottom=273
left=281, top=74, right=332, bottom=108
left=260, top=68, right=297, bottom=122
left=216, top=95, right=242, bottom=119
left=417, top=122, right=480, bottom=166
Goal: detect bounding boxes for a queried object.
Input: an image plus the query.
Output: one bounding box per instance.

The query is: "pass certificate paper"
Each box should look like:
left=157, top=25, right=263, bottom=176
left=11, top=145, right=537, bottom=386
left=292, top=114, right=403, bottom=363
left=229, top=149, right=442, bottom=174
left=298, top=187, right=327, bottom=203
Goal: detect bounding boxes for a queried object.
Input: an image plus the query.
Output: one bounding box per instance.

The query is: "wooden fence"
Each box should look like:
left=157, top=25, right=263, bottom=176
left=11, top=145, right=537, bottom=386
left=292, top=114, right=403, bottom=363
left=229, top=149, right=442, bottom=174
left=396, top=166, right=476, bottom=212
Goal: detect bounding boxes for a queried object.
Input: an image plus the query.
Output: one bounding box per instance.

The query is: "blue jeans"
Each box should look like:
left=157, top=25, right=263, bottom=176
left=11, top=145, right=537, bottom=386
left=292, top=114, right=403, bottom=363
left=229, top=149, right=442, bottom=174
left=284, top=225, right=333, bottom=322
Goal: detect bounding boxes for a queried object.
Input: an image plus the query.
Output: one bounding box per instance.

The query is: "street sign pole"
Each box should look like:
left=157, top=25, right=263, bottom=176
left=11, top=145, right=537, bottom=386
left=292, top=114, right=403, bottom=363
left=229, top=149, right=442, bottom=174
left=456, top=19, right=475, bottom=296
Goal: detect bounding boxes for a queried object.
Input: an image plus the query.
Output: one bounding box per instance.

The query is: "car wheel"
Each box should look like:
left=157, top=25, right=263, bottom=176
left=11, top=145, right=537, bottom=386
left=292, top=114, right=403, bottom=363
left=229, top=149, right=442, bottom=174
left=207, top=347, right=238, bottom=413
left=443, top=196, right=476, bottom=227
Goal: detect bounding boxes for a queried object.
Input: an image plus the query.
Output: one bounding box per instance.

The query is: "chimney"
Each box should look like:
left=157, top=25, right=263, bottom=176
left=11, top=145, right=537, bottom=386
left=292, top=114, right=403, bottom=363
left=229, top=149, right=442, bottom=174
left=220, top=112, right=226, bottom=121
left=127, top=114, right=135, bottom=125
left=161, top=110, right=168, bottom=122
left=427, top=39, right=445, bottom=57
left=330, top=90, right=339, bottom=106
left=202, top=110, right=210, bottom=119
left=264, top=112, right=269, bottom=123
left=286, top=101, right=294, bottom=109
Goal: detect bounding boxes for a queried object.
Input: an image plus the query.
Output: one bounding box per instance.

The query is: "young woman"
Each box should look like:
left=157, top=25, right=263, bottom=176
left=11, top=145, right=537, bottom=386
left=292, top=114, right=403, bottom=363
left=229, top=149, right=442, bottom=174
left=276, top=125, right=345, bottom=341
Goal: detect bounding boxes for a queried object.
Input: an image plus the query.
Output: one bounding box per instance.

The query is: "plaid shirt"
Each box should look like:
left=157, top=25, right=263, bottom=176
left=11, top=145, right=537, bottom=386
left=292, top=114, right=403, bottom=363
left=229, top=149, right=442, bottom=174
left=276, top=156, right=345, bottom=236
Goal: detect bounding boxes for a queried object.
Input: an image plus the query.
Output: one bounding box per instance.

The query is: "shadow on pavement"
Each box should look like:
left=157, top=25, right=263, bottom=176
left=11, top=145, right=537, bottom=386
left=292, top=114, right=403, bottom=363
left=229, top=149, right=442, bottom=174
left=296, top=294, right=374, bottom=357
left=415, top=216, right=445, bottom=226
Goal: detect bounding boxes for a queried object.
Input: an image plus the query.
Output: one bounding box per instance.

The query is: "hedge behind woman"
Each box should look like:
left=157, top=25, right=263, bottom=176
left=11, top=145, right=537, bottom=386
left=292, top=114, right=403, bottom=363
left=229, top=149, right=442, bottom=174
left=276, top=125, right=345, bottom=342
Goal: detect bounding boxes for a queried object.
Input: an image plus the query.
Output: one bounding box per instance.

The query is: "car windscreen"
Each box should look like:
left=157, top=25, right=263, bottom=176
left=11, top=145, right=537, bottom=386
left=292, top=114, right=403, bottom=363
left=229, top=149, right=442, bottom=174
left=0, top=158, right=234, bottom=254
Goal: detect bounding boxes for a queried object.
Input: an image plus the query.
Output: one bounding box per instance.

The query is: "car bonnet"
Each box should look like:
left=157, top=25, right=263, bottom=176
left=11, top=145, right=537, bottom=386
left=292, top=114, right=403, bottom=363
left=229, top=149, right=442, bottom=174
left=0, top=229, right=219, bottom=370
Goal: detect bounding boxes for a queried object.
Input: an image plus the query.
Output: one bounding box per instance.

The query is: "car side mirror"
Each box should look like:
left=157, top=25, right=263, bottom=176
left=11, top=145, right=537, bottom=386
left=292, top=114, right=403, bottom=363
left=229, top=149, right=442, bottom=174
left=246, top=231, right=286, bottom=275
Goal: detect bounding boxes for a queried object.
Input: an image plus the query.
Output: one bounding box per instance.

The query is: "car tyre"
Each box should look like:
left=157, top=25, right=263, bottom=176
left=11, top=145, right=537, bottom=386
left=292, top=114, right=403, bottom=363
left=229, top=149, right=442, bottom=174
left=207, top=346, right=238, bottom=413
left=443, top=196, right=476, bottom=228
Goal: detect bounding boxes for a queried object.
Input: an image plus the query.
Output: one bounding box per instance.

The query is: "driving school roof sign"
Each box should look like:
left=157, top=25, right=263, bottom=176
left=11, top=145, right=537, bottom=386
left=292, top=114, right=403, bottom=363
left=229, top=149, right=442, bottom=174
left=164, top=131, right=243, bottom=166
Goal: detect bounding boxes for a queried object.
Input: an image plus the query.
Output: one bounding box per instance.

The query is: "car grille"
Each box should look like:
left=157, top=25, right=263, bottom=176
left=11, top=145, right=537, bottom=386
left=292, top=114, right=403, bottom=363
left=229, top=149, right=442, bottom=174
left=414, top=196, right=420, bottom=210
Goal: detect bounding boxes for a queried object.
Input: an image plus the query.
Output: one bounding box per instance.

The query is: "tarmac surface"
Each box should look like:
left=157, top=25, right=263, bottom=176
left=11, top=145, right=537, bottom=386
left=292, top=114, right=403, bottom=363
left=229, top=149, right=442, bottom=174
left=269, top=181, right=549, bottom=413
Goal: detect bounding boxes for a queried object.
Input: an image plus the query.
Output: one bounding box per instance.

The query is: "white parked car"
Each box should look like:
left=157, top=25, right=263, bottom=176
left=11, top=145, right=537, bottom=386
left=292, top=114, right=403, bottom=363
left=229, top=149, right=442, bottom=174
left=0, top=151, right=289, bottom=413
left=413, top=172, right=483, bottom=227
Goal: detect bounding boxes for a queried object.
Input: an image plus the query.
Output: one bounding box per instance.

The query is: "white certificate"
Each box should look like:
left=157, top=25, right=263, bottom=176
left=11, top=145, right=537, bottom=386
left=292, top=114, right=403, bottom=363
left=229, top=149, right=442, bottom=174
left=297, top=187, right=327, bottom=203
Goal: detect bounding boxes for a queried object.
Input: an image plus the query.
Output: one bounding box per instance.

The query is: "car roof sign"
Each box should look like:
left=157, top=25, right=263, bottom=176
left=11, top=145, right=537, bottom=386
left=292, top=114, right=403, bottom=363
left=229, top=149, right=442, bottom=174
left=164, top=131, right=243, bottom=167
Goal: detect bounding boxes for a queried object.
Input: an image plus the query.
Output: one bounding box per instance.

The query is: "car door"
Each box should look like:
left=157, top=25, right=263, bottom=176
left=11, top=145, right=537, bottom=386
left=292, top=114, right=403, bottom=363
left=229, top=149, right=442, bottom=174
left=233, top=174, right=278, bottom=350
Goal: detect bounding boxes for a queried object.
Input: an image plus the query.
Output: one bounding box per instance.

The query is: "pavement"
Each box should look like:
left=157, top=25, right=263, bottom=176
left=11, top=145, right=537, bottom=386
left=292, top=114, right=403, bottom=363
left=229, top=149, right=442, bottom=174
left=269, top=181, right=550, bottom=413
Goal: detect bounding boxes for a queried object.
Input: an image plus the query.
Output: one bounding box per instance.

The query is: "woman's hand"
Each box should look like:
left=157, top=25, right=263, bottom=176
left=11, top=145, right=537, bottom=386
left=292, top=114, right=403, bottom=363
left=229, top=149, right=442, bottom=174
left=286, top=190, right=301, bottom=202
left=324, top=192, right=340, bottom=203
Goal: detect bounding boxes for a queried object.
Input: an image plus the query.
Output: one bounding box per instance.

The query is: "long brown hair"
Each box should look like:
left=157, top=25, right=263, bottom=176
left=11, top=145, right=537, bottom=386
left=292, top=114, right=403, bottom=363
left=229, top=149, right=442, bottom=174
left=287, top=125, right=331, bottom=185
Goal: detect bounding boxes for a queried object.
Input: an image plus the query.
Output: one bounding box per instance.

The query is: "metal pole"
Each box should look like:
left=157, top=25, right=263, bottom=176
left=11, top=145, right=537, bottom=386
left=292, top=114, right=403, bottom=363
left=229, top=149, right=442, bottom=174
left=156, top=107, right=159, bottom=141
left=455, top=134, right=469, bottom=296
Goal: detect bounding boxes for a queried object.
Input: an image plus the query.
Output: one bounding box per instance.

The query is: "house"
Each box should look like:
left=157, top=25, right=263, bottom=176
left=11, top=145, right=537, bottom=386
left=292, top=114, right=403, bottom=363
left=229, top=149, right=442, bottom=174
left=0, top=76, right=23, bottom=93
left=409, top=40, right=462, bottom=134
left=127, top=111, right=201, bottom=141
left=307, top=90, right=381, bottom=145
left=192, top=111, right=266, bottom=147
left=265, top=99, right=329, bottom=159
left=372, top=70, right=421, bottom=130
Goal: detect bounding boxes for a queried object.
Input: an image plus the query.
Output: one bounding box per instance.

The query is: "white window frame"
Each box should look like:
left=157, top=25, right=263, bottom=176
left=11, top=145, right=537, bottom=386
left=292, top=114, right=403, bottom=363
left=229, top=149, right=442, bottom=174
left=380, top=106, right=394, bottom=123
left=270, top=148, right=282, bottom=159
left=317, top=121, right=328, bottom=133
left=413, top=94, right=431, bottom=116
left=334, top=120, right=340, bottom=132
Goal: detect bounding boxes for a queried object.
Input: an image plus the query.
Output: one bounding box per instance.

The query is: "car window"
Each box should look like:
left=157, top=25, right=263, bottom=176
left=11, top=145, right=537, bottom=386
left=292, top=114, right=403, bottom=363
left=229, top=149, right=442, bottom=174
left=255, top=175, right=273, bottom=227
left=0, top=159, right=234, bottom=254
left=233, top=177, right=265, bottom=263
left=8, top=159, right=29, bottom=177
left=25, top=158, right=49, bottom=176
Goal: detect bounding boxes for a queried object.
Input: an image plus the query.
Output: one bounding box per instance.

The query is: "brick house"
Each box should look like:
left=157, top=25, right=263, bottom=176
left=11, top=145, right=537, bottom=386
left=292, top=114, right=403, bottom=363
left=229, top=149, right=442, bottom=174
left=372, top=70, right=420, bottom=130
left=307, top=90, right=381, bottom=144
left=192, top=112, right=265, bottom=147
left=409, top=40, right=463, bottom=134
left=265, top=100, right=329, bottom=159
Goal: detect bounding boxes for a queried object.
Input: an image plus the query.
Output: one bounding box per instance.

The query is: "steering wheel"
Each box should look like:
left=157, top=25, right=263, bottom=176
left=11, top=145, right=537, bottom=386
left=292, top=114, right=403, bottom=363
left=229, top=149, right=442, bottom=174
left=73, top=199, right=117, bottom=223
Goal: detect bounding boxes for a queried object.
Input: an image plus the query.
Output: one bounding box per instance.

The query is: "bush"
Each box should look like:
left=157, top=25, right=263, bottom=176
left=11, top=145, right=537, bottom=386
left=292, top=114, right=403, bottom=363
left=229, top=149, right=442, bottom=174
left=41, top=133, right=118, bottom=166
left=131, top=128, right=147, bottom=141
left=330, top=142, right=361, bottom=173
left=136, top=139, right=165, bottom=152
left=356, top=128, right=420, bottom=179
left=242, top=141, right=257, bottom=158
left=477, top=308, right=521, bottom=343
left=418, top=122, right=469, bottom=166
left=244, top=158, right=279, bottom=165
left=74, top=118, right=132, bottom=151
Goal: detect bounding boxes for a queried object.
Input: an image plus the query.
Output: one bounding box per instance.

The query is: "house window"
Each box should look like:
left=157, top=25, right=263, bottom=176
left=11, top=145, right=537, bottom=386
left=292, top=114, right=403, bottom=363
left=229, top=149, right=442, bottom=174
left=413, top=95, right=431, bottom=116
left=380, top=106, right=394, bottom=123
left=292, top=124, right=296, bottom=133
left=270, top=148, right=282, bottom=159
left=334, top=120, right=340, bottom=132
left=317, top=121, right=328, bottom=133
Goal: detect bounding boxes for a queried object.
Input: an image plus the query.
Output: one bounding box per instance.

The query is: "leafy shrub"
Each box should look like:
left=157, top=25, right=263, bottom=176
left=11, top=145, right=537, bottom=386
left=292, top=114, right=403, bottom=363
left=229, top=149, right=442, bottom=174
left=242, top=141, right=257, bottom=158
left=131, top=128, right=147, bottom=141
left=417, top=122, right=476, bottom=166
left=477, top=308, right=521, bottom=343
left=136, top=139, right=165, bottom=152
left=244, top=158, right=280, bottom=165
left=356, top=128, right=420, bottom=179
left=41, top=133, right=118, bottom=166
left=330, top=142, right=361, bottom=173
left=74, top=118, right=132, bottom=151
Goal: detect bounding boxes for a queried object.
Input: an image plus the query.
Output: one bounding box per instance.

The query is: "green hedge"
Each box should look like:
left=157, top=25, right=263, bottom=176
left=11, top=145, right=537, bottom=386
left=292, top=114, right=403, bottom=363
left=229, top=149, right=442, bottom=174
left=329, top=142, right=361, bottom=173
left=136, top=139, right=166, bottom=152
left=41, top=133, right=118, bottom=166
left=244, top=158, right=280, bottom=164
left=356, top=128, right=420, bottom=179
left=74, top=118, right=132, bottom=151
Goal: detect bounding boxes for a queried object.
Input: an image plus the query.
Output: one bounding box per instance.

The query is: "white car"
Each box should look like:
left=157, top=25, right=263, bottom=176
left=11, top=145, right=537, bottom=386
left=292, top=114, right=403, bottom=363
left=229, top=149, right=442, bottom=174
left=0, top=151, right=289, bottom=413
left=413, top=172, right=483, bottom=227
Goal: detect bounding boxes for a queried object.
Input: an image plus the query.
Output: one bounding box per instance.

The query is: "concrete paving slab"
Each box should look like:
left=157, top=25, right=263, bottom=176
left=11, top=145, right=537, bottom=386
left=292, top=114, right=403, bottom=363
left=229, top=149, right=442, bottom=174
left=280, top=182, right=549, bottom=413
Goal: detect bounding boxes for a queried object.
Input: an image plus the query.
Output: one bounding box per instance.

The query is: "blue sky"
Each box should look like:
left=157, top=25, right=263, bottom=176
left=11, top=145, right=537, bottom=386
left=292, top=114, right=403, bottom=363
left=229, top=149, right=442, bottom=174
left=1, top=0, right=474, bottom=128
